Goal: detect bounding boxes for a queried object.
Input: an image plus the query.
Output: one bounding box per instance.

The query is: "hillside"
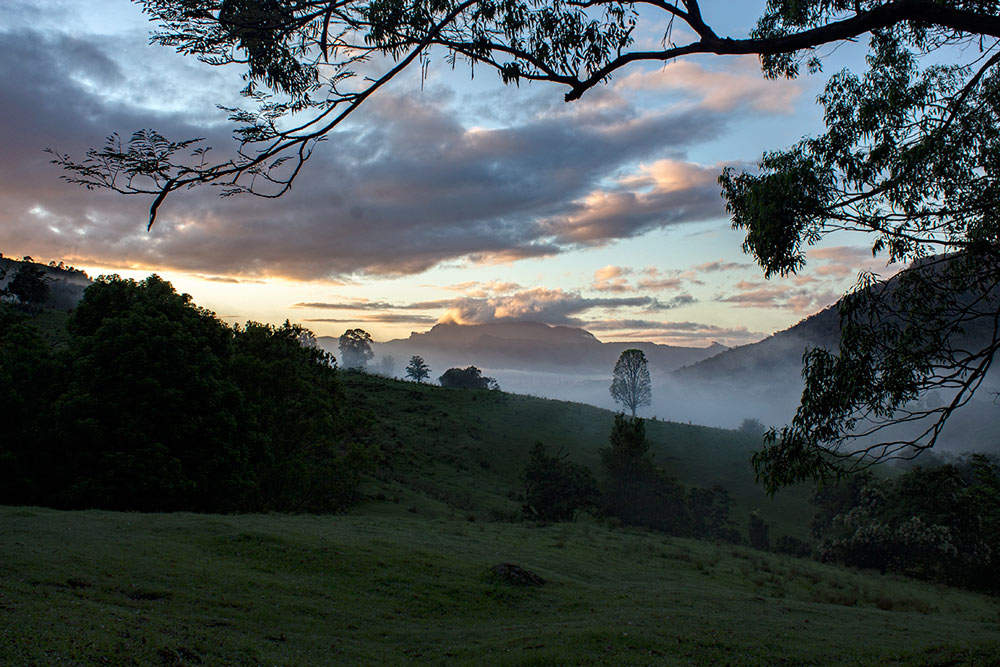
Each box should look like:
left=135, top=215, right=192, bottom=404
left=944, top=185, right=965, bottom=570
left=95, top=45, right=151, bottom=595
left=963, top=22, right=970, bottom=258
left=0, top=255, right=91, bottom=310
left=340, top=372, right=813, bottom=539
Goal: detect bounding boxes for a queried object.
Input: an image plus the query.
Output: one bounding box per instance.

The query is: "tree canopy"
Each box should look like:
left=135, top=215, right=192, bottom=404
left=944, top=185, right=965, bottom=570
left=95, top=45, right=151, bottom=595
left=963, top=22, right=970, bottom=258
left=439, top=365, right=498, bottom=389
left=50, top=1, right=1000, bottom=489
left=610, top=349, right=651, bottom=417
left=0, top=276, right=374, bottom=512
left=338, top=328, right=374, bottom=370
left=405, top=355, right=431, bottom=383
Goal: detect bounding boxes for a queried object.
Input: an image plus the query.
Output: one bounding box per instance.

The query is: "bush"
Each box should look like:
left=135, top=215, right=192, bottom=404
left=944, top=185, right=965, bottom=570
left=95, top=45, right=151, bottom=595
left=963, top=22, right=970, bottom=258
left=439, top=366, right=498, bottom=390
left=521, top=442, right=598, bottom=522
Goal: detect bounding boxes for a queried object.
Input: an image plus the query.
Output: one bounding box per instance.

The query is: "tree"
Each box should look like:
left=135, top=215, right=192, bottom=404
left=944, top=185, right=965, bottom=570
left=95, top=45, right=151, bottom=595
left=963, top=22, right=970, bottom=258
left=438, top=365, right=497, bottom=389
left=609, top=349, right=651, bottom=418
left=405, top=355, right=431, bottom=383
left=521, top=442, right=599, bottom=522
left=599, top=414, right=689, bottom=534
left=4, top=258, right=50, bottom=311
left=338, top=328, right=374, bottom=370
left=377, top=355, right=396, bottom=377
left=53, top=3, right=1000, bottom=487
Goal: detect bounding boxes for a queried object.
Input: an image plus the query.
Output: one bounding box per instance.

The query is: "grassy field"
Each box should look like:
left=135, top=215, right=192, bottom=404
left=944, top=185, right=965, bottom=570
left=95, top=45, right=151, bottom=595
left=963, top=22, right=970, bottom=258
left=2, top=507, right=999, bottom=665
left=342, top=372, right=813, bottom=539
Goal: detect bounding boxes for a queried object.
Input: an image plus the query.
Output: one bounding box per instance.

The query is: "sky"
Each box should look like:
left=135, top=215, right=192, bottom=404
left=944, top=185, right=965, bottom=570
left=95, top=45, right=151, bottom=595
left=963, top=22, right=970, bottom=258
left=0, top=0, right=900, bottom=346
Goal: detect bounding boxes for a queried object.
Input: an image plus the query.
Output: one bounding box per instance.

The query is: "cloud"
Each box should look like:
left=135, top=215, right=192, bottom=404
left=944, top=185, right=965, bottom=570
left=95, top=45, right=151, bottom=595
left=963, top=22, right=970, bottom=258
left=302, top=313, right=439, bottom=325
left=593, top=265, right=633, bottom=292
left=615, top=57, right=802, bottom=113
left=439, top=287, right=667, bottom=325
left=0, top=25, right=754, bottom=281
left=693, top=260, right=751, bottom=273
left=540, top=159, right=725, bottom=244
left=584, top=318, right=763, bottom=346
left=717, top=279, right=839, bottom=312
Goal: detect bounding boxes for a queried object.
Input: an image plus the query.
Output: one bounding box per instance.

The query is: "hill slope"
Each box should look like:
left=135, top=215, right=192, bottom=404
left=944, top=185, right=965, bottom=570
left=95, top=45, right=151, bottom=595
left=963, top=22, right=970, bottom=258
left=340, top=372, right=813, bottom=538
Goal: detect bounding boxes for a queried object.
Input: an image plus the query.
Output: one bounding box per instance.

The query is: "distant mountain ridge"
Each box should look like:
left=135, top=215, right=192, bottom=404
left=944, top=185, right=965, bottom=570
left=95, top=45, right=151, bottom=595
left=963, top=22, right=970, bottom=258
left=318, top=320, right=728, bottom=376
left=674, top=305, right=840, bottom=382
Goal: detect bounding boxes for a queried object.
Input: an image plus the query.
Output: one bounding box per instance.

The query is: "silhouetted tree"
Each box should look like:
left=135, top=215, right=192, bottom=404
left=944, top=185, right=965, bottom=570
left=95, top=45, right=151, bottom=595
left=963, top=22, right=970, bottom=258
left=609, top=349, right=651, bottom=417
left=338, top=328, right=374, bottom=370
left=439, top=366, right=497, bottom=390
left=600, top=415, right=688, bottom=534
left=4, top=258, right=50, bottom=311
left=405, top=355, right=430, bottom=383
left=521, top=442, right=598, bottom=522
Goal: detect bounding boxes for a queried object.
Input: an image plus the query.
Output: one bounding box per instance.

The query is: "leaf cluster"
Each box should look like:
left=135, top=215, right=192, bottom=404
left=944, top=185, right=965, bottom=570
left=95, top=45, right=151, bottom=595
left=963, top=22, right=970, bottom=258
left=811, top=454, right=1000, bottom=592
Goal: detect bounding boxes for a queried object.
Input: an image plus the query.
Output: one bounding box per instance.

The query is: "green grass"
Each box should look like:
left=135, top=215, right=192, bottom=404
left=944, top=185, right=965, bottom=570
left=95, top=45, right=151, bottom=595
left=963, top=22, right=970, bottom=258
left=2, top=507, right=999, bottom=665
left=344, top=372, right=812, bottom=539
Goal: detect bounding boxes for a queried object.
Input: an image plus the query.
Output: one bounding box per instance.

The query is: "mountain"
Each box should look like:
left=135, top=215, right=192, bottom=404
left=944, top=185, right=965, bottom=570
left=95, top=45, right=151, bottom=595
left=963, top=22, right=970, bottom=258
left=319, top=321, right=728, bottom=376
left=674, top=304, right=840, bottom=383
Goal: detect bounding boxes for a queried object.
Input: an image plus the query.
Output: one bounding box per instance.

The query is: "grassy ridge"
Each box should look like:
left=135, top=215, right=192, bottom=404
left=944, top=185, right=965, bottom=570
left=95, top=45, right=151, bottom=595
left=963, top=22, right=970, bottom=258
left=2, top=507, right=999, bottom=664
left=344, top=372, right=812, bottom=538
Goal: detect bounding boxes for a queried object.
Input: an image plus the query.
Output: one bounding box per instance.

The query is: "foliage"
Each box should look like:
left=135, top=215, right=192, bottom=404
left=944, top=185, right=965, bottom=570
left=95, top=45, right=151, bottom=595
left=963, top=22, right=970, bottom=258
left=811, top=455, right=1000, bottom=593
left=738, top=418, right=766, bottom=437
left=0, top=304, right=62, bottom=502
left=609, top=349, right=651, bottom=418
left=405, top=354, right=431, bottom=382
left=687, top=485, right=740, bottom=543
left=3, top=258, right=50, bottom=311
left=720, top=22, right=1000, bottom=490
left=520, top=442, right=599, bottom=522
left=0, top=275, right=374, bottom=513
left=438, top=365, right=498, bottom=390
left=338, top=328, right=374, bottom=370
left=599, top=414, right=689, bottom=535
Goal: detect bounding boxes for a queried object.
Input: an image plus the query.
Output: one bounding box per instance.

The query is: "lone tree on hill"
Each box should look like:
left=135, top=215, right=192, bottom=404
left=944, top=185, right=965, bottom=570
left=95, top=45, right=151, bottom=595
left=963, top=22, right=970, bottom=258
left=338, top=328, right=374, bottom=370
left=53, top=1, right=1000, bottom=489
left=405, top=355, right=431, bottom=383
left=610, top=349, right=651, bottom=418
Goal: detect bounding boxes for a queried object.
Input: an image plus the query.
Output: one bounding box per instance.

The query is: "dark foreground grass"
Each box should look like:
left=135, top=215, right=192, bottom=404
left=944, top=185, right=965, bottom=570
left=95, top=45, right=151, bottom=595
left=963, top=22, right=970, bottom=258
left=2, top=507, right=999, bottom=665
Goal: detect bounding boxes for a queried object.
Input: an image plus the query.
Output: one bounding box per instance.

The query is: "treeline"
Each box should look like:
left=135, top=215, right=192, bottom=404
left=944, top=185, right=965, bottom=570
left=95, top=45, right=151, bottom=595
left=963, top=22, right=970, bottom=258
left=521, top=415, right=740, bottom=542
left=811, top=455, right=1000, bottom=594
left=0, top=275, right=376, bottom=513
